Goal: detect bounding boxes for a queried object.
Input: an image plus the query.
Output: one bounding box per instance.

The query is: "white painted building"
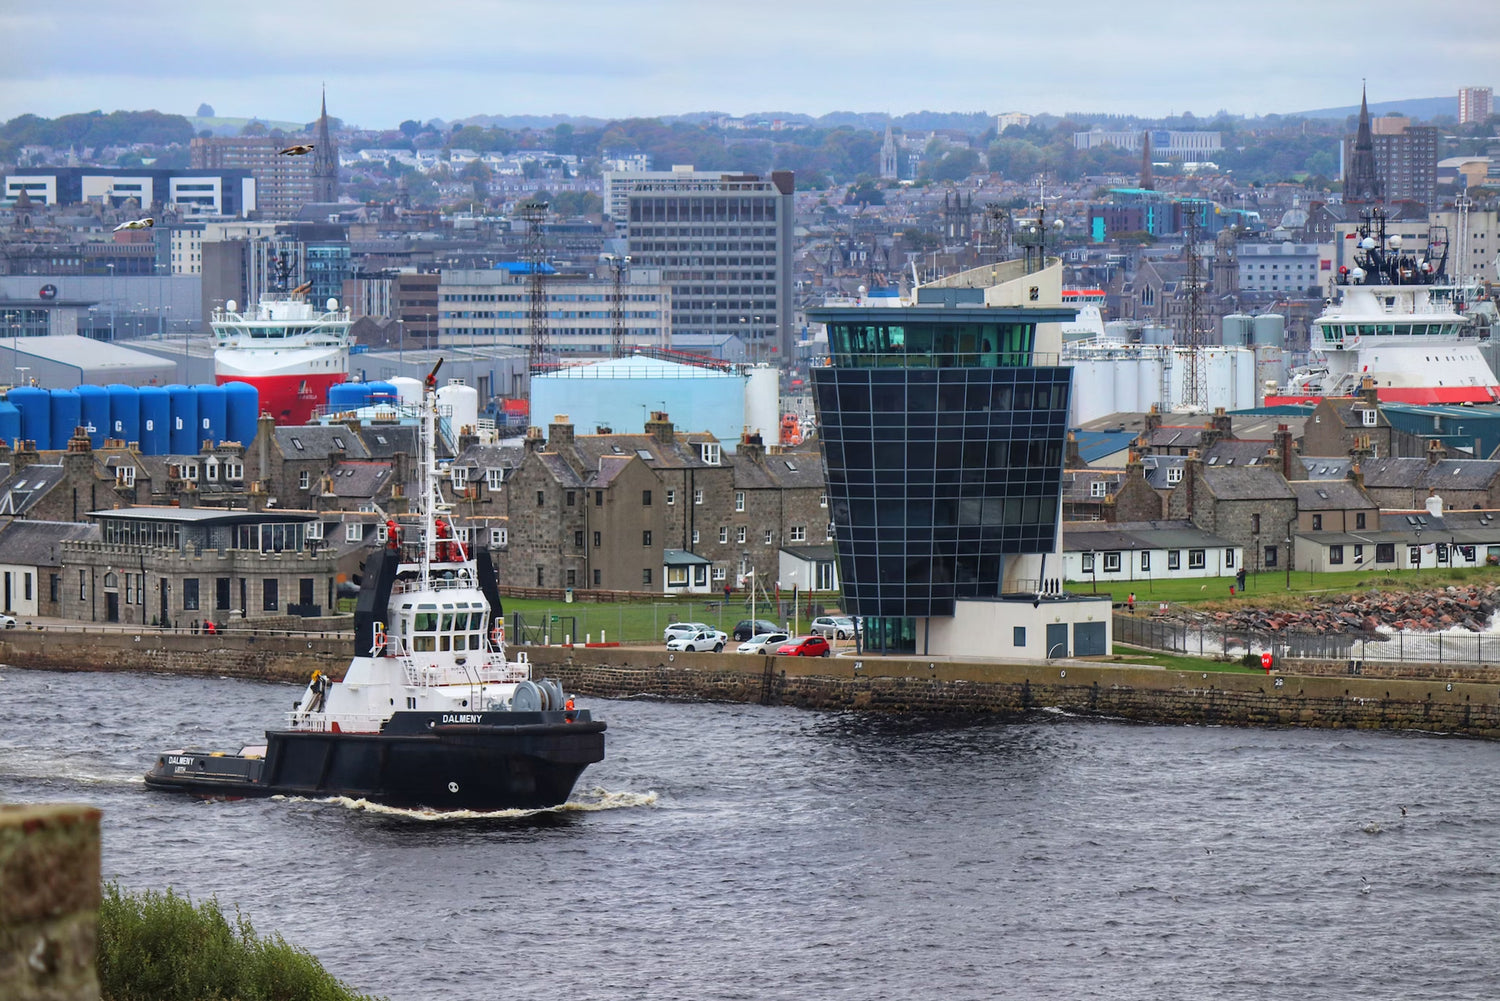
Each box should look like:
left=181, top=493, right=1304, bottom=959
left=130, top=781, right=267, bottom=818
left=1062, top=521, right=1243, bottom=585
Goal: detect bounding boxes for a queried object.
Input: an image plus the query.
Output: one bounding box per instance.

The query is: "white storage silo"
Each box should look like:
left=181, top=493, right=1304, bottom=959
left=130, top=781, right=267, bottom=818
left=437, top=381, right=480, bottom=435
left=390, top=376, right=424, bottom=405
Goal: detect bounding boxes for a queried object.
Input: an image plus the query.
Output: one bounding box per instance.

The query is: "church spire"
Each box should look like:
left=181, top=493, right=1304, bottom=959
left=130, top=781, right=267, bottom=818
left=1344, top=82, right=1382, bottom=205
left=311, top=87, right=339, bottom=203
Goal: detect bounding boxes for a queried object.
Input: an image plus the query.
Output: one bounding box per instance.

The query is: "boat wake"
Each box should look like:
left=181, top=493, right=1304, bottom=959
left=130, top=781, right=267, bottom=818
left=278, top=788, right=658, bottom=820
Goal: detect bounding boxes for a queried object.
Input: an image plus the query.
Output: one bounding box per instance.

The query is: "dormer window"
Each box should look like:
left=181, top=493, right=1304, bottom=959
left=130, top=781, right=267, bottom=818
left=1166, top=466, right=1182, bottom=484
left=116, top=466, right=135, bottom=487
left=452, top=467, right=468, bottom=489
left=1361, top=409, right=1377, bottom=427
left=183, top=464, right=198, bottom=481
left=486, top=468, right=504, bottom=490
left=1089, top=480, right=1107, bottom=498
left=701, top=443, right=721, bottom=465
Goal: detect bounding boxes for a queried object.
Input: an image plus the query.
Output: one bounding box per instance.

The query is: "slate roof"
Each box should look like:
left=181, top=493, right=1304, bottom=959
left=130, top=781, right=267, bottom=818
left=1301, top=456, right=1355, bottom=480
left=276, top=426, right=371, bottom=460
left=328, top=461, right=392, bottom=498
left=1061, top=469, right=1124, bottom=502
left=0, top=463, right=66, bottom=515
left=1148, top=427, right=1209, bottom=450
left=733, top=449, right=827, bottom=491
left=0, top=519, right=98, bottom=566
left=1062, top=519, right=1236, bottom=552
left=1200, top=464, right=1296, bottom=500
left=569, top=431, right=716, bottom=472
left=1142, top=454, right=1185, bottom=490
left=1202, top=440, right=1275, bottom=467
left=359, top=425, right=419, bottom=459
left=1289, top=480, right=1376, bottom=510
left=1358, top=457, right=1500, bottom=491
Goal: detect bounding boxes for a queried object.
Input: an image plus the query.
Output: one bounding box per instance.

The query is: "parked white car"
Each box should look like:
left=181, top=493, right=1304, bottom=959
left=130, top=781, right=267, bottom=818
left=0, top=613, right=15, bottom=629
left=664, top=621, right=711, bottom=643
left=736, top=632, right=790, bottom=654
left=810, top=615, right=860, bottom=640
left=666, top=628, right=728, bottom=653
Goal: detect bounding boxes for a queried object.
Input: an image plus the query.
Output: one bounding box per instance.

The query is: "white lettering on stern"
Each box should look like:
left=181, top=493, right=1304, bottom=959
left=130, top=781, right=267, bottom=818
left=440, top=714, right=484, bottom=724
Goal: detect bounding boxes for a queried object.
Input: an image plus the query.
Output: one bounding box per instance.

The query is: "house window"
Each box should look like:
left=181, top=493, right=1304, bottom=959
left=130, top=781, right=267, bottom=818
left=1252, top=513, right=1261, bottom=533
left=487, top=469, right=504, bottom=490
left=666, top=489, right=676, bottom=505
left=346, top=522, right=364, bottom=542
left=643, top=490, right=652, bottom=506
left=183, top=578, right=200, bottom=610
left=595, top=491, right=603, bottom=506
left=593, top=569, right=601, bottom=586
left=451, top=467, right=467, bottom=489
left=593, top=531, right=601, bottom=548
left=1362, top=409, right=1377, bottom=426
left=1264, top=545, right=1278, bottom=568
left=826, top=523, right=835, bottom=541
left=575, top=530, right=585, bottom=548
left=790, top=525, right=805, bottom=542
left=183, top=464, right=198, bottom=481
left=1089, top=480, right=1107, bottom=498
left=1082, top=553, right=1095, bottom=573
left=491, top=528, right=507, bottom=547
left=536, top=490, right=545, bottom=506
left=1354, top=544, right=1365, bottom=563
left=1356, top=512, right=1366, bottom=529
left=566, top=491, right=576, bottom=506
left=643, top=531, right=653, bottom=547
left=736, top=526, right=747, bottom=544
left=694, top=489, right=703, bottom=505
left=226, top=462, right=243, bottom=480
left=735, top=492, right=745, bottom=512
left=1225, top=549, right=1235, bottom=568
left=692, top=530, right=700, bottom=544
left=305, top=521, right=323, bottom=540
left=667, top=565, right=688, bottom=587
left=1140, top=551, right=1151, bottom=571
left=719, top=527, right=728, bottom=543
left=701, top=443, right=721, bottom=465
left=1188, top=549, right=1206, bottom=569
left=262, top=578, right=278, bottom=611
left=819, top=494, right=827, bottom=508
left=376, top=523, right=389, bottom=543
left=764, top=528, right=773, bottom=544
left=712, top=567, right=726, bottom=581
left=1103, top=552, right=1121, bottom=572
left=299, top=470, right=310, bottom=490
left=567, top=569, right=577, bottom=587
left=1013, top=626, right=1026, bottom=647
left=1168, top=550, right=1181, bottom=570
left=537, top=566, right=545, bottom=586
left=1166, top=466, right=1182, bottom=484
left=642, top=568, right=653, bottom=586
left=1437, top=544, right=1451, bottom=564
left=1408, top=546, right=1422, bottom=565
left=1312, top=514, right=1323, bottom=530
left=49, top=574, right=59, bottom=604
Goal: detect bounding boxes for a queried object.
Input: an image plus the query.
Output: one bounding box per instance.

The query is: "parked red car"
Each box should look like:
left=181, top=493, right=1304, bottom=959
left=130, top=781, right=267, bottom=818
left=775, top=635, right=831, bottom=657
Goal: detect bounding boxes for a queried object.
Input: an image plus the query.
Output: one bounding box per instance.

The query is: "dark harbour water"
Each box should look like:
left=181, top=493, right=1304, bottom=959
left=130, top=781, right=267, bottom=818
left=3, top=666, right=1500, bottom=1001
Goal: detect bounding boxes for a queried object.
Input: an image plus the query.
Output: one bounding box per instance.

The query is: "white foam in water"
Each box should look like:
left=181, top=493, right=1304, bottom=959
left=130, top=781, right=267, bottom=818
left=272, top=788, right=658, bottom=821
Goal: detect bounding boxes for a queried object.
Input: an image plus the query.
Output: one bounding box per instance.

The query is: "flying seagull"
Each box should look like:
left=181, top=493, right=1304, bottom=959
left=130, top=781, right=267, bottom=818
left=113, top=217, right=154, bottom=231
left=279, top=144, right=315, bottom=156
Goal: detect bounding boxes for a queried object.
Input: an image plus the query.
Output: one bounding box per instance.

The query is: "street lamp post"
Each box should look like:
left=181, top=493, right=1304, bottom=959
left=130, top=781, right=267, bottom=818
left=1414, top=527, right=1422, bottom=574
left=106, top=263, right=116, bottom=341
left=1284, top=536, right=1292, bottom=588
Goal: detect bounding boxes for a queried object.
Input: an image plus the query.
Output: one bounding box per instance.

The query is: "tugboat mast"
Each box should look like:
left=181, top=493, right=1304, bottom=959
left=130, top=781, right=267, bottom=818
left=419, top=358, right=444, bottom=589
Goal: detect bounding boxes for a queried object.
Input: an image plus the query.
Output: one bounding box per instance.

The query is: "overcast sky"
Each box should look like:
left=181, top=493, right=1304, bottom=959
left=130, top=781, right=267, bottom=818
left=4, top=0, right=1497, bottom=128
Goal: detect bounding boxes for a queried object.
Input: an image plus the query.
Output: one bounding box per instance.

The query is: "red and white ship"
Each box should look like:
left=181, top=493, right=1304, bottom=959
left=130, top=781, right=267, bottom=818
left=1266, top=214, right=1496, bottom=406
left=212, top=261, right=351, bottom=424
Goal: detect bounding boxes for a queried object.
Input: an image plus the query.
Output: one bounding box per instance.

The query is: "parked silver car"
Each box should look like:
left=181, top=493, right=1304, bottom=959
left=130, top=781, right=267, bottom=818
left=663, top=621, right=711, bottom=643
left=735, top=632, right=790, bottom=654
left=809, top=615, right=860, bottom=640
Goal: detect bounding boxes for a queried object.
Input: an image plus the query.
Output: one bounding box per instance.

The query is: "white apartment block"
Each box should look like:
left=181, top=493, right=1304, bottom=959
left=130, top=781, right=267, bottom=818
left=437, top=268, right=672, bottom=355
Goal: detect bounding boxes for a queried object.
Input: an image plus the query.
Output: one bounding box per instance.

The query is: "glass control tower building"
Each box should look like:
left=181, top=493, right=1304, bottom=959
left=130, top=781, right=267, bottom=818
left=808, top=290, right=1079, bottom=656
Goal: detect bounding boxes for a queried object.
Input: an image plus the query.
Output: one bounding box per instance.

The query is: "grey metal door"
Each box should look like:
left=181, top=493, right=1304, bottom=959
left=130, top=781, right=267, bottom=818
left=1074, top=621, right=1107, bottom=657
left=1045, top=623, right=1068, bottom=659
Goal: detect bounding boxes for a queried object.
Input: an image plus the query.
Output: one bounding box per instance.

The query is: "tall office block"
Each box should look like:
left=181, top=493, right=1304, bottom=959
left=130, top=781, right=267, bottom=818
left=609, top=166, right=794, bottom=363
left=808, top=296, right=1080, bottom=655
left=1459, top=86, right=1493, bottom=126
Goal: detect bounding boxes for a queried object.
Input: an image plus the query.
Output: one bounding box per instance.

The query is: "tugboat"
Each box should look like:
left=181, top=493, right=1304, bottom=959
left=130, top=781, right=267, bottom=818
left=145, top=361, right=605, bottom=811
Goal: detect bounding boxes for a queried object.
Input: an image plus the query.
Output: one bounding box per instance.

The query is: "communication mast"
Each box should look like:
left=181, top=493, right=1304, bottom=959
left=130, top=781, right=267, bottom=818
left=603, top=253, right=631, bottom=358
left=517, top=198, right=550, bottom=371
left=1181, top=211, right=1207, bottom=409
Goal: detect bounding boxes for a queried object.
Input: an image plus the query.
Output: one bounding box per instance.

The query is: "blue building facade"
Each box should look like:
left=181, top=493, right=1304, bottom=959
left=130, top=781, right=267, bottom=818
left=808, top=304, right=1076, bottom=653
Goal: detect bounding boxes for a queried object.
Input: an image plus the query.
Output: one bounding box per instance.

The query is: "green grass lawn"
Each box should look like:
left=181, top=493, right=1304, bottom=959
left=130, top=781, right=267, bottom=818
left=1068, top=565, right=1494, bottom=609
left=499, top=594, right=833, bottom=647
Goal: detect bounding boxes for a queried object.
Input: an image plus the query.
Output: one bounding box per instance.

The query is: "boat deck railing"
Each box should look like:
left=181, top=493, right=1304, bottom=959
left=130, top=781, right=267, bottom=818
left=286, top=712, right=385, bottom=733
left=396, top=652, right=530, bottom=688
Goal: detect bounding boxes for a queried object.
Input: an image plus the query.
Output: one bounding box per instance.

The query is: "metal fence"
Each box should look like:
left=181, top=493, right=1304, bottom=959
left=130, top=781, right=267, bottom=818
left=1113, top=612, right=1500, bottom=668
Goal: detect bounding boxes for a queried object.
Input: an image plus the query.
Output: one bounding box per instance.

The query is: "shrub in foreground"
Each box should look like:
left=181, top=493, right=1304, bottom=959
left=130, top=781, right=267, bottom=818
left=98, top=881, right=380, bottom=1001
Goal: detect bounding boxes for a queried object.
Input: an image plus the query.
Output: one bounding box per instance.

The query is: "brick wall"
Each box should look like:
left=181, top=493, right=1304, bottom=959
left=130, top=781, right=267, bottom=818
left=0, top=803, right=102, bottom=1001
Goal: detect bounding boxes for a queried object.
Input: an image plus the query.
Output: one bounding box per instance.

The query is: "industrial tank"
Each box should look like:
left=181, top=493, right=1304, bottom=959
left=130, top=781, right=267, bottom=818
left=1141, top=324, right=1173, bottom=345
left=167, top=385, right=198, bottom=454
left=222, top=382, right=259, bottom=446
left=138, top=386, right=170, bottom=454
left=194, top=384, right=227, bottom=449
left=0, top=401, right=20, bottom=448
left=365, top=380, right=398, bottom=403
left=107, top=384, right=140, bottom=445
left=1221, top=314, right=1254, bottom=347
left=326, top=382, right=369, bottom=411
left=389, top=377, right=423, bottom=405
left=48, top=389, right=81, bottom=450
left=75, top=385, right=110, bottom=447
left=436, top=382, right=480, bottom=436
left=1253, top=314, right=1286, bottom=347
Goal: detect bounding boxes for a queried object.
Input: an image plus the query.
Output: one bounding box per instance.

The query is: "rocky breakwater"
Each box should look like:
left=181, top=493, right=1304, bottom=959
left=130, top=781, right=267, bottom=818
left=1210, top=584, right=1500, bottom=636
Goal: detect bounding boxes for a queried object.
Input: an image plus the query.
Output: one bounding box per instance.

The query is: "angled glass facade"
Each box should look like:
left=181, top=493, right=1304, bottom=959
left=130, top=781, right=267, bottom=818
left=809, top=306, right=1074, bottom=626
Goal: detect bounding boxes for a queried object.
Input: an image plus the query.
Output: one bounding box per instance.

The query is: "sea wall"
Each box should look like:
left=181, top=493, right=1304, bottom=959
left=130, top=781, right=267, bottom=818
left=0, top=803, right=102, bottom=1001
left=5, top=629, right=1500, bottom=739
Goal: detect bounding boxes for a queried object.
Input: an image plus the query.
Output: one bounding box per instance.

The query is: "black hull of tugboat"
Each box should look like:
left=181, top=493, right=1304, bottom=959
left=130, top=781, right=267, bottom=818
left=145, top=712, right=606, bottom=812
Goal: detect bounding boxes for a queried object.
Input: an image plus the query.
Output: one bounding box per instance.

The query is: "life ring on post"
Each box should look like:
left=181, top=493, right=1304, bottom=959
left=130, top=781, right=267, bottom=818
left=372, top=620, right=387, bottom=656
left=490, top=623, right=504, bottom=647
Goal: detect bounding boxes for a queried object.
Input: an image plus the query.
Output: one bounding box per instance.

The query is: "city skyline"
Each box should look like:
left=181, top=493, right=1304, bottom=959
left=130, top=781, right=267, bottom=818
left=3, top=0, right=1497, bottom=129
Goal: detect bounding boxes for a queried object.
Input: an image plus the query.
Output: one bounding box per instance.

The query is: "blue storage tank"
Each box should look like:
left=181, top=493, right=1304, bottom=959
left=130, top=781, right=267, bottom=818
left=9, top=387, right=50, bottom=449
left=222, top=382, right=258, bottom=446
left=0, top=401, right=19, bottom=448
left=167, top=385, right=198, bottom=453
left=48, top=389, right=81, bottom=450
left=326, top=382, right=370, bottom=411
left=107, top=384, right=140, bottom=445
left=193, top=384, right=227, bottom=448
left=138, top=386, right=170, bottom=454
left=75, top=385, right=110, bottom=447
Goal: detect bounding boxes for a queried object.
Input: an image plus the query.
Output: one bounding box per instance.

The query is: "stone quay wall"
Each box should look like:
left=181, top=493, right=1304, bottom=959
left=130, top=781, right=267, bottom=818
left=5, top=629, right=1500, bottom=739
left=0, top=803, right=102, bottom=1001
